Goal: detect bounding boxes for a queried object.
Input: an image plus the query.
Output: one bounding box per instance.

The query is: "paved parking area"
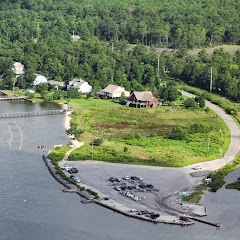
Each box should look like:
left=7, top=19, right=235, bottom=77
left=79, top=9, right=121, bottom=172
left=59, top=161, right=207, bottom=217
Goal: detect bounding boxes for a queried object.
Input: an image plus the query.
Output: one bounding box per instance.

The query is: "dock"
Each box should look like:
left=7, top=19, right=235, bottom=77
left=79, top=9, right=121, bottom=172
left=189, top=217, right=220, bottom=227
left=0, top=110, right=65, bottom=118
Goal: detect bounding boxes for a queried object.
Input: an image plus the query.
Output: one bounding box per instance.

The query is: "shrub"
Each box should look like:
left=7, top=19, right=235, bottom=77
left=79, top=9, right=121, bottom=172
left=188, top=123, right=211, bottom=134
left=167, top=126, right=187, bottom=140
left=93, top=138, right=104, bottom=146
left=104, top=197, right=109, bottom=200
left=123, top=147, right=128, bottom=152
left=183, top=98, right=199, bottom=109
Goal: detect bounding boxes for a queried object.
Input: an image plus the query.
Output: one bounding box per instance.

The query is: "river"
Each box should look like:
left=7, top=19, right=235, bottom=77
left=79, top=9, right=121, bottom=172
left=0, top=100, right=239, bottom=240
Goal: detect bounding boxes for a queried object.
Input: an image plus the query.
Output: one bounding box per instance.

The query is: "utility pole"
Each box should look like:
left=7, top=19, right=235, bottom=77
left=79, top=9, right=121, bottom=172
left=210, top=68, right=213, bottom=93
left=92, top=142, right=93, bottom=161
left=219, top=128, right=221, bottom=142
left=179, top=150, right=182, bottom=166
left=208, top=138, right=210, bottom=152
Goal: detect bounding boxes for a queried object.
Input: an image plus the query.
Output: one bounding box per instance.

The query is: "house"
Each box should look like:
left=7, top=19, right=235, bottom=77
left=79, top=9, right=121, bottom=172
left=126, top=91, right=160, bottom=108
left=67, top=78, right=92, bottom=93
left=72, top=35, right=81, bottom=41
left=33, top=74, right=48, bottom=85
left=12, top=62, right=24, bottom=77
left=99, top=84, right=130, bottom=99
left=47, top=80, right=65, bottom=90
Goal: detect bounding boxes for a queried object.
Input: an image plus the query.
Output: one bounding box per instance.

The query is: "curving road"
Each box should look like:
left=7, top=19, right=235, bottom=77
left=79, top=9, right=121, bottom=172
left=182, top=91, right=240, bottom=171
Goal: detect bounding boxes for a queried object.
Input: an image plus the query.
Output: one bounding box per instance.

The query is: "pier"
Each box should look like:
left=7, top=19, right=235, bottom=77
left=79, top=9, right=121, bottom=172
left=0, top=110, right=66, bottom=118
left=189, top=217, right=220, bottom=227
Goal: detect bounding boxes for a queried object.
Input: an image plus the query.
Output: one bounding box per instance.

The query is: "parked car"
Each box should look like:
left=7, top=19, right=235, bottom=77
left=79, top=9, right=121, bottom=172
left=137, top=210, right=148, bottom=215
left=122, top=176, right=130, bottom=180
left=138, top=176, right=144, bottom=181
left=65, top=166, right=72, bottom=172
left=70, top=175, right=75, bottom=179
left=61, top=165, right=70, bottom=170
left=69, top=167, right=78, bottom=173
left=74, top=177, right=81, bottom=183
left=193, top=166, right=202, bottom=170
left=146, top=212, right=155, bottom=217
left=109, top=177, right=115, bottom=182
left=114, top=186, right=121, bottom=191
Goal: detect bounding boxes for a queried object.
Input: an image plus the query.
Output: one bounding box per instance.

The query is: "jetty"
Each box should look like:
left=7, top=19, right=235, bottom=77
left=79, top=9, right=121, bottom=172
left=189, top=217, right=220, bottom=227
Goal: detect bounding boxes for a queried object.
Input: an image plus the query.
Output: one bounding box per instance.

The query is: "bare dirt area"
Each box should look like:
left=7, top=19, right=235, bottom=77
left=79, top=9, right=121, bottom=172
left=127, top=44, right=240, bottom=56
left=59, top=161, right=207, bottom=220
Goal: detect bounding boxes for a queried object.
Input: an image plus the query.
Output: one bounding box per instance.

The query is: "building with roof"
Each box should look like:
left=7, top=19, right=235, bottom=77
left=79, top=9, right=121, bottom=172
left=12, top=62, right=25, bottom=77
left=126, top=91, right=160, bottom=108
left=99, top=84, right=130, bottom=99
left=47, top=80, right=65, bottom=90
left=67, top=78, right=92, bottom=93
left=33, top=74, right=48, bottom=85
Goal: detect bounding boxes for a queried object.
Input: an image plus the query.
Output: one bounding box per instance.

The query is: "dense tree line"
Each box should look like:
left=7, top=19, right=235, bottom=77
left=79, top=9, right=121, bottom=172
left=0, top=0, right=240, bottom=49
left=0, top=0, right=240, bottom=102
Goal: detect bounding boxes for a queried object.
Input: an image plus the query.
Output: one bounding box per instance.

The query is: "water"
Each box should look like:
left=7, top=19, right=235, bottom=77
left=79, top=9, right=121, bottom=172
left=0, top=100, right=239, bottom=239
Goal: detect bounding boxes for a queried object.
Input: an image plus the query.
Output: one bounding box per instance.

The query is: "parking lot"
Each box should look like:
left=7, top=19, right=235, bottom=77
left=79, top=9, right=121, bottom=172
left=59, top=161, right=207, bottom=217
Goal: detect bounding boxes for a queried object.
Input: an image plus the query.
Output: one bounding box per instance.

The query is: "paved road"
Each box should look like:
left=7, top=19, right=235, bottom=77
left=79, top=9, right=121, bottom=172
left=181, top=91, right=240, bottom=171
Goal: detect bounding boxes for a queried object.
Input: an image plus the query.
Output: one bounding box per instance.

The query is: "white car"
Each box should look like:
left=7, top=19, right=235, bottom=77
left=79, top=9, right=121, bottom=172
left=74, top=177, right=81, bottom=183
left=193, top=166, right=202, bottom=170
left=61, top=165, right=70, bottom=170
left=138, top=176, right=144, bottom=181
left=122, top=176, right=130, bottom=180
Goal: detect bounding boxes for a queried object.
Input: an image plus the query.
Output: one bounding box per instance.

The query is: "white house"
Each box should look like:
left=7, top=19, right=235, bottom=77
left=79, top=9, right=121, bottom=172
left=12, top=62, right=25, bottom=77
left=67, top=78, right=92, bottom=93
left=99, top=84, right=130, bottom=99
left=33, top=74, right=48, bottom=85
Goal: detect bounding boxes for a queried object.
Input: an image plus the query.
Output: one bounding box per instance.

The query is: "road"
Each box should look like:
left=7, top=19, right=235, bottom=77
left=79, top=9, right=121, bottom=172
left=181, top=90, right=240, bottom=171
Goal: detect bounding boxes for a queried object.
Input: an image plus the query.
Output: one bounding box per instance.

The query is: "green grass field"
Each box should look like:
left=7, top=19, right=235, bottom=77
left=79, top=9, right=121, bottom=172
left=68, top=107, right=230, bottom=167
left=56, top=96, right=121, bottom=109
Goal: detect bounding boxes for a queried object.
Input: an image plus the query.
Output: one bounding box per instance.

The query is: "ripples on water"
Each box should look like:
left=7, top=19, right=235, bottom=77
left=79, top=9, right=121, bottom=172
left=0, top=101, right=240, bottom=239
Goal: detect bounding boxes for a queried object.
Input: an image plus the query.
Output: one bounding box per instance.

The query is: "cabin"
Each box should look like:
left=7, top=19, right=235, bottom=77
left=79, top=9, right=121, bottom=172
left=126, top=91, right=160, bottom=108
left=67, top=78, right=92, bottom=93
left=99, top=84, right=130, bottom=99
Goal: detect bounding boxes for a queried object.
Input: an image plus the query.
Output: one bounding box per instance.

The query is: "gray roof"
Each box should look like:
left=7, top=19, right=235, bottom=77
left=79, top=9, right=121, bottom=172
left=69, top=78, right=88, bottom=88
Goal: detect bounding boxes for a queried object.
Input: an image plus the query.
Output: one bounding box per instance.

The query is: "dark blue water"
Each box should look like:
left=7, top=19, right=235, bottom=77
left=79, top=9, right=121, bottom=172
left=0, top=100, right=239, bottom=240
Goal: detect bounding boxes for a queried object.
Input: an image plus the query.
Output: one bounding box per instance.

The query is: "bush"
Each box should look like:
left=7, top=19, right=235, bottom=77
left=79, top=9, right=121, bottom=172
left=183, top=98, right=199, bottom=109
left=188, top=123, right=211, bottom=134
left=123, top=147, right=128, bottom=152
left=167, top=126, right=187, bottom=140
left=104, top=197, right=109, bottom=200
left=93, top=138, right=104, bottom=146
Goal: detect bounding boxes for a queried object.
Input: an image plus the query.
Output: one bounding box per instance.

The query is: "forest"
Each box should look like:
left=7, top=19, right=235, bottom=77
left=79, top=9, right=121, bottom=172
left=0, top=0, right=240, bottom=101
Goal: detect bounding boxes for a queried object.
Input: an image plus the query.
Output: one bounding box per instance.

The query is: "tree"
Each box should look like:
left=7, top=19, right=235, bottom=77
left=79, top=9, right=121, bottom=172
left=66, top=123, right=84, bottom=138
left=183, top=98, right=199, bottom=109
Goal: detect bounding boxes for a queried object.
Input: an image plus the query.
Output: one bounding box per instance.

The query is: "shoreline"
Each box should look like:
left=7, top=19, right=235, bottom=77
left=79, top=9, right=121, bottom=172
left=50, top=100, right=232, bottom=226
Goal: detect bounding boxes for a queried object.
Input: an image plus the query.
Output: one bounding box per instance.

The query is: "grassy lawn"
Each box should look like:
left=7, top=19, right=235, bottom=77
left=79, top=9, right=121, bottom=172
left=55, top=96, right=121, bottom=109
left=68, top=107, right=230, bottom=167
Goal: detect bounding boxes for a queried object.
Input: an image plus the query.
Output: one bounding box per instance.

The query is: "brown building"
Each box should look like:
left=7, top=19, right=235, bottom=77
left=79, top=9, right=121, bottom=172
left=126, top=91, right=160, bottom=108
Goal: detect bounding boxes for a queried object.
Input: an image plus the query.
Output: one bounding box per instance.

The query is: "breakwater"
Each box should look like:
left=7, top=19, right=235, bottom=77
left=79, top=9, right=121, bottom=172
left=42, top=155, right=94, bottom=200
